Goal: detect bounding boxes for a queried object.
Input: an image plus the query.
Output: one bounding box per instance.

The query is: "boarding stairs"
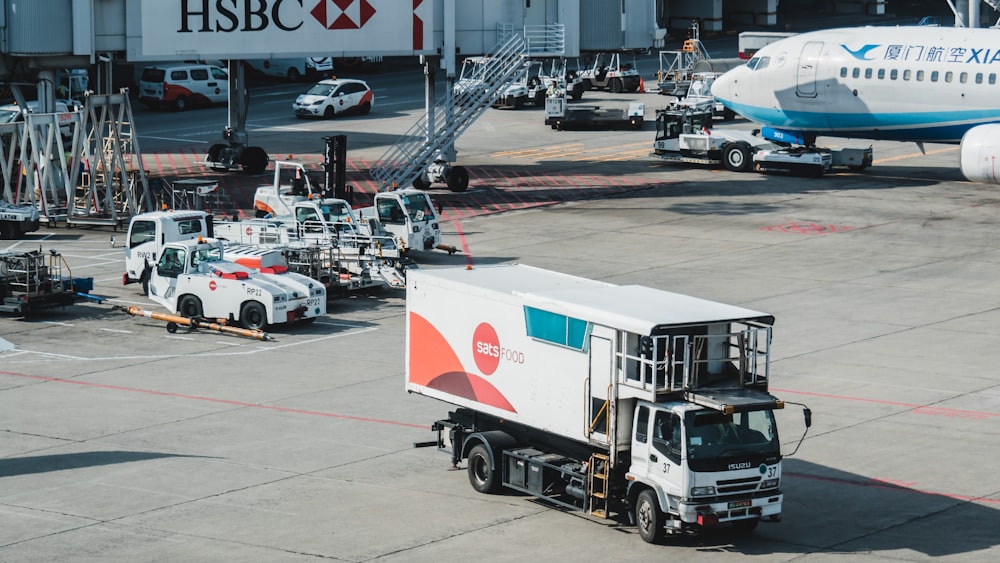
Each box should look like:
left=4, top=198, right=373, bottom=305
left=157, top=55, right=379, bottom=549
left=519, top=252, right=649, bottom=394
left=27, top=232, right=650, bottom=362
left=370, top=24, right=566, bottom=192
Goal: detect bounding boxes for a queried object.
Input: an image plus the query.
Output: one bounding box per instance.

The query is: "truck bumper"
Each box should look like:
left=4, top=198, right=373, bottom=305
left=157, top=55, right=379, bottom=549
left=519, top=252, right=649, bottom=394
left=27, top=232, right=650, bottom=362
left=677, top=491, right=782, bottom=525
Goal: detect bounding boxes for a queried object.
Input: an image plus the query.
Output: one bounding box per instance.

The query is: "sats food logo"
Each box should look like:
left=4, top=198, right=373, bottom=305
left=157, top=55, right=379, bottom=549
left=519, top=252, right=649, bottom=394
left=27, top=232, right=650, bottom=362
left=472, top=322, right=524, bottom=375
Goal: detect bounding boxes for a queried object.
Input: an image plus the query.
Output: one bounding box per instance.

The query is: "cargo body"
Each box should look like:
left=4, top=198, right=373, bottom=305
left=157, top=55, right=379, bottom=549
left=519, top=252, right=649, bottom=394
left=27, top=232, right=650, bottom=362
left=407, top=264, right=808, bottom=543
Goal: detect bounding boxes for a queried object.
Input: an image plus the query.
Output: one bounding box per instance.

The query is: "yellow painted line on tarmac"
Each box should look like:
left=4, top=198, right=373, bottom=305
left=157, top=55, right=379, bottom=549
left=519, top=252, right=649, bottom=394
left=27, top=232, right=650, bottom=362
left=873, top=145, right=958, bottom=165
left=515, top=140, right=653, bottom=162
left=492, top=143, right=585, bottom=158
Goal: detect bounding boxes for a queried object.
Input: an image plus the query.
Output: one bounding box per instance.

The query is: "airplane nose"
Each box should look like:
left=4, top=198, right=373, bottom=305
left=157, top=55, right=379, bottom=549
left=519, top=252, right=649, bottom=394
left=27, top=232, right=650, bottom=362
left=711, top=72, right=732, bottom=104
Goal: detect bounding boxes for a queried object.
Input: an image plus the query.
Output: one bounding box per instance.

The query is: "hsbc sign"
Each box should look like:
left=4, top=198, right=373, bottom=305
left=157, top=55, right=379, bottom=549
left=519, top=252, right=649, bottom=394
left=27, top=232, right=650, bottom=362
left=134, top=0, right=434, bottom=61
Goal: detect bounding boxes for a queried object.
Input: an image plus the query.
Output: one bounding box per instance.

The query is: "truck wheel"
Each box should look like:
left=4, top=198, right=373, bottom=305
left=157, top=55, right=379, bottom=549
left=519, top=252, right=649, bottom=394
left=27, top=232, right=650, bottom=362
left=240, top=301, right=267, bottom=330
left=722, top=143, right=753, bottom=173
left=635, top=489, right=665, bottom=544
left=722, top=108, right=737, bottom=121
left=467, top=444, right=500, bottom=494
left=360, top=102, right=371, bottom=115
left=610, top=78, right=623, bottom=93
left=571, top=85, right=584, bottom=101
left=534, top=91, right=545, bottom=107
left=323, top=106, right=335, bottom=119
left=174, top=96, right=188, bottom=111
left=241, top=146, right=269, bottom=175
left=446, top=166, right=470, bottom=193
left=287, top=68, right=302, bottom=82
left=582, top=79, right=593, bottom=91
left=178, top=295, right=203, bottom=319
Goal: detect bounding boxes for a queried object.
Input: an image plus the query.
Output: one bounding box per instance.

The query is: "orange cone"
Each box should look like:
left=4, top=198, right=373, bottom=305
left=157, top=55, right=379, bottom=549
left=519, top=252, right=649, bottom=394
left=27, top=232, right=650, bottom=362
left=638, top=77, right=646, bottom=93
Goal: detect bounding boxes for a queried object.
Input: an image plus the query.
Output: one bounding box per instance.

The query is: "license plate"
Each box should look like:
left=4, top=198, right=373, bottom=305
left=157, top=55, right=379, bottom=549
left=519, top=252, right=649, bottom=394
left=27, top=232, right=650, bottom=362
left=728, top=499, right=752, bottom=509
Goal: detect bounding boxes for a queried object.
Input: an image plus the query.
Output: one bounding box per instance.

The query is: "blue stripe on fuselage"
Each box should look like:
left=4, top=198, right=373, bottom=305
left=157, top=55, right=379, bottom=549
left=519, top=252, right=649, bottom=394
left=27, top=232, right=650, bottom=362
left=725, top=103, right=1000, bottom=143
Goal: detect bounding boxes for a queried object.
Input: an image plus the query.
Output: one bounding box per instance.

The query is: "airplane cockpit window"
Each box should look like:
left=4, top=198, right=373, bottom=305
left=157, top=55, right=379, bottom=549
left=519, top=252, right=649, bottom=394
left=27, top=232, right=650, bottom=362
left=746, top=56, right=769, bottom=71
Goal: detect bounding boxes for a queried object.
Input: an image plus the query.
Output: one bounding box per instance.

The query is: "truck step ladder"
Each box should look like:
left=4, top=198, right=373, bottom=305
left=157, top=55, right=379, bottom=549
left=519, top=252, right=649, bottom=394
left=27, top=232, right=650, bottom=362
left=588, top=453, right=610, bottom=519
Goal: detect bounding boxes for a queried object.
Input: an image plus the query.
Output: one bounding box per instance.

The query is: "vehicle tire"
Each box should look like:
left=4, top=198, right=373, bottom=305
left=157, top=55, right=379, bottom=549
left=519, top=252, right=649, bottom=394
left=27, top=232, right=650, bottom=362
left=412, top=174, right=430, bottom=190
left=514, top=96, right=525, bottom=110
left=178, top=295, right=203, bottom=319
left=360, top=102, right=371, bottom=115
left=731, top=518, right=759, bottom=534
left=467, top=444, right=500, bottom=493
left=240, top=301, right=267, bottom=331
left=287, top=67, right=302, bottom=82
left=571, top=85, right=584, bottom=101
left=174, top=96, right=188, bottom=111
left=446, top=166, right=470, bottom=193
left=534, top=91, right=545, bottom=107
left=323, top=106, right=335, bottom=119
left=582, top=79, right=594, bottom=91
left=140, top=266, right=152, bottom=296
left=722, top=142, right=753, bottom=173
left=635, top=489, right=666, bottom=544
left=610, top=78, right=623, bottom=93
left=240, top=146, right=269, bottom=175
left=207, top=143, right=226, bottom=163
left=722, top=107, right=737, bottom=121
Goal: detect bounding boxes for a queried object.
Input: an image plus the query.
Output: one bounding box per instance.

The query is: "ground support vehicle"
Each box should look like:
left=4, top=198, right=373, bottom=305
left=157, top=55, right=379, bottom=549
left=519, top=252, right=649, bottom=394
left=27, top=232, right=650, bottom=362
left=656, top=21, right=710, bottom=97
left=407, top=264, right=810, bottom=543
left=578, top=53, right=641, bottom=93
left=249, top=159, right=449, bottom=255
left=0, top=248, right=82, bottom=315
left=0, top=203, right=40, bottom=239
left=494, top=60, right=547, bottom=109
left=650, top=108, right=774, bottom=172
left=357, top=188, right=453, bottom=254
left=751, top=128, right=873, bottom=177
left=146, top=238, right=325, bottom=330
left=545, top=95, right=645, bottom=131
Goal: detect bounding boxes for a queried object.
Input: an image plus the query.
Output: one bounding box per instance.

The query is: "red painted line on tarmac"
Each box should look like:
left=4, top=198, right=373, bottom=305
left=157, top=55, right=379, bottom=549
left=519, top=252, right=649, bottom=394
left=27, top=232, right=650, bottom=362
left=1, top=371, right=426, bottom=429
left=772, top=388, right=1000, bottom=419
left=785, top=471, right=1000, bottom=505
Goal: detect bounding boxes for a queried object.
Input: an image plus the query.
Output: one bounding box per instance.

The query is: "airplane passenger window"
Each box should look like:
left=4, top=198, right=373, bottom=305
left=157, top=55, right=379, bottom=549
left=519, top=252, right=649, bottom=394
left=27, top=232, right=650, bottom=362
left=840, top=67, right=848, bottom=78
left=864, top=68, right=872, bottom=79
left=916, top=70, right=925, bottom=81
left=877, top=69, right=885, bottom=79
left=975, top=73, right=983, bottom=84
left=852, top=68, right=860, bottom=78
left=990, top=73, right=997, bottom=85
left=960, top=72, right=968, bottom=84
left=930, top=71, right=939, bottom=82
left=903, top=69, right=911, bottom=80
left=890, top=69, right=898, bottom=80
left=945, top=71, right=953, bottom=82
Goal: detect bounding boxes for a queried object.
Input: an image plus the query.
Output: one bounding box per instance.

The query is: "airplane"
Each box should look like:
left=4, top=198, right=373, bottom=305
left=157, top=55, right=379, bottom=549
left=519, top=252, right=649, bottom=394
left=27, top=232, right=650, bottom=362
left=710, top=25, right=1000, bottom=183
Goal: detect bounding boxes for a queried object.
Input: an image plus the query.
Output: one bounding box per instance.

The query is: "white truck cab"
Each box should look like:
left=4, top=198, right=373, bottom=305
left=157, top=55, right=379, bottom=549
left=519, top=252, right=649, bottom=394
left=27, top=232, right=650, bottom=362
left=358, top=189, right=443, bottom=253
left=124, top=210, right=211, bottom=291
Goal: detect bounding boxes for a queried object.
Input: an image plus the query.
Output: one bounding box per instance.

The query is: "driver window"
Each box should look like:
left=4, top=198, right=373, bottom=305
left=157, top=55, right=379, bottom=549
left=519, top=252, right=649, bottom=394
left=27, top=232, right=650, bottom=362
left=652, top=411, right=681, bottom=464
left=157, top=247, right=186, bottom=278
left=378, top=200, right=405, bottom=224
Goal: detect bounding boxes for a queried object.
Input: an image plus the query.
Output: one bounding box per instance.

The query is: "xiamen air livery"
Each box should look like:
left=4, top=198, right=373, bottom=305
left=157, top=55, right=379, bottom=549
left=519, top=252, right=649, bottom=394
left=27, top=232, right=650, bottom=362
left=710, top=26, right=1000, bottom=183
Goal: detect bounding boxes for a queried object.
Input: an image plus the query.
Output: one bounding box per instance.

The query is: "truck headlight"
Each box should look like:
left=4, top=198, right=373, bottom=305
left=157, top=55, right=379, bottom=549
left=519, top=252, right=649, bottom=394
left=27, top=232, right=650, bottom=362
left=761, top=478, right=779, bottom=490
left=690, top=486, right=716, bottom=497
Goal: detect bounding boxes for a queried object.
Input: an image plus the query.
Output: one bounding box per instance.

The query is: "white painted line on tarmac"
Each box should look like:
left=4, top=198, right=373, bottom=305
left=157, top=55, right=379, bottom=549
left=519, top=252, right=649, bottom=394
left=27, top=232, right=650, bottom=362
left=100, top=328, right=133, bottom=334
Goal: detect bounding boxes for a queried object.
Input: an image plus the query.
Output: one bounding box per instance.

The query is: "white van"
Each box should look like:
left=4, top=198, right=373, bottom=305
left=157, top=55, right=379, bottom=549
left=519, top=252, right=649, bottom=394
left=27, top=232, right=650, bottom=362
left=245, top=57, right=334, bottom=82
left=0, top=100, right=76, bottom=140
left=138, top=64, right=228, bottom=111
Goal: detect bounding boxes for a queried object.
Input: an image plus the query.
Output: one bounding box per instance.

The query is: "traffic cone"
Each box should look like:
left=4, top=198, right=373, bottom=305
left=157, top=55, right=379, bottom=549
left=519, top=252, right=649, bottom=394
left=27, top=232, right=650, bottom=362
left=638, top=77, right=646, bottom=93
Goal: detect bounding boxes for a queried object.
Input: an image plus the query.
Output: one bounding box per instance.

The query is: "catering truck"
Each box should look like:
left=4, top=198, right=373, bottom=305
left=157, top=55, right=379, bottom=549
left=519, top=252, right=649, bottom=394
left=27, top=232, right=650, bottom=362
left=407, top=264, right=810, bottom=543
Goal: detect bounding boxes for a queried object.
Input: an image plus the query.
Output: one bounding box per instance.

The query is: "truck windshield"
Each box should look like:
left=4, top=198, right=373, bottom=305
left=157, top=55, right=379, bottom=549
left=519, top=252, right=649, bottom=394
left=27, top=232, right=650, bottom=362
left=401, top=193, right=435, bottom=221
left=685, top=409, right=778, bottom=461
left=320, top=202, right=352, bottom=223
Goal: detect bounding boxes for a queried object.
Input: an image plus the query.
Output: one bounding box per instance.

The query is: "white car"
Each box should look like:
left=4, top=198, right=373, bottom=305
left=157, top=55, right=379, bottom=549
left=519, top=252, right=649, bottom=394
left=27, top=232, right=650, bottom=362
left=292, top=78, right=373, bottom=119
left=139, top=64, right=228, bottom=111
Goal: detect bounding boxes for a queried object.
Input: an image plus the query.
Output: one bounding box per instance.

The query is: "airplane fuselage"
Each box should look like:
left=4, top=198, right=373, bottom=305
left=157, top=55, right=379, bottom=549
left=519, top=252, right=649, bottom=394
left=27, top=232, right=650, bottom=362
left=711, top=26, right=1000, bottom=143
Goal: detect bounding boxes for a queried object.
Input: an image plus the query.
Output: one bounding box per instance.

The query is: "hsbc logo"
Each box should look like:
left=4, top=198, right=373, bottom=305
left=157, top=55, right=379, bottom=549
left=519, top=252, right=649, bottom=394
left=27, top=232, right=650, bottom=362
left=177, top=0, right=378, bottom=33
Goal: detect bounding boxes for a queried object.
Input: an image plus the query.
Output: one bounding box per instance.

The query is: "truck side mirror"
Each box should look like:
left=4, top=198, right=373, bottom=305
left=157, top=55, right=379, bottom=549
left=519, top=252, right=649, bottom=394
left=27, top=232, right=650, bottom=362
left=803, top=408, right=812, bottom=428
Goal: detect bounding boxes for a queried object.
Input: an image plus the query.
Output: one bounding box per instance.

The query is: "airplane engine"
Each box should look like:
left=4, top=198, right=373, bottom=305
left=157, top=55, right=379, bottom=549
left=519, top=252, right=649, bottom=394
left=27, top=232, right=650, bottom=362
left=959, top=124, right=1000, bottom=184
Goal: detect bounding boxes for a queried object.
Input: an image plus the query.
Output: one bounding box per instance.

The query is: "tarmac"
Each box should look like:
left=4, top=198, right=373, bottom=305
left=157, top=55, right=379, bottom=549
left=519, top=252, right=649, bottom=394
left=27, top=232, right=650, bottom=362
left=2, top=10, right=1000, bottom=559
